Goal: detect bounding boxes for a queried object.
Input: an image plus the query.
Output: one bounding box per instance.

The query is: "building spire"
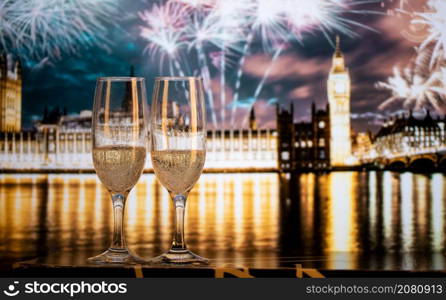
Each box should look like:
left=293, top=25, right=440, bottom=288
left=15, top=59, right=22, bottom=76
left=331, top=35, right=345, bottom=72
left=334, top=35, right=342, bottom=58
left=249, top=105, right=257, bottom=130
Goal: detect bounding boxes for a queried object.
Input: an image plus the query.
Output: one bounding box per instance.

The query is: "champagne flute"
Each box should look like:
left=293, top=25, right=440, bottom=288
left=89, top=77, right=148, bottom=264
left=149, top=77, right=207, bottom=264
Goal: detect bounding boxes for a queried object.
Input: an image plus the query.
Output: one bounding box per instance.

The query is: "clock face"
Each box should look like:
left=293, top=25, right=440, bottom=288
left=334, top=81, right=346, bottom=93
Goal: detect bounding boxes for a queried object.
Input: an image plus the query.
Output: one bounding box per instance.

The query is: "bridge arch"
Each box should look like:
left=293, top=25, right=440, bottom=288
left=408, top=154, right=437, bottom=165
left=408, top=157, right=436, bottom=172
left=388, top=158, right=407, bottom=171
left=438, top=155, right=446, bottom=171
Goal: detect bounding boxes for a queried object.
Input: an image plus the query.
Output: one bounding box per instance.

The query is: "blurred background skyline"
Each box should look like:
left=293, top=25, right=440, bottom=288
left=1, top=0, right=443, bottom=132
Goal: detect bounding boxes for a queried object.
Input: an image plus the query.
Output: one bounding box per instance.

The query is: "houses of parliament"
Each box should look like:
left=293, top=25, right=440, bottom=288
left=0, top=54, right=22, bottom=132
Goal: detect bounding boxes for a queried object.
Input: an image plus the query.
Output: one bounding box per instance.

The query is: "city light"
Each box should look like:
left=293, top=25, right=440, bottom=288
left=0, top=128, right=278, bottom=171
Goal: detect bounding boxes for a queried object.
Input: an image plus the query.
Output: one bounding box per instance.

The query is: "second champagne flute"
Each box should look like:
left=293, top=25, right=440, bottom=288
left=149, top=76, right=208, bottom=264
left=89, top=77, right=148, bottom=264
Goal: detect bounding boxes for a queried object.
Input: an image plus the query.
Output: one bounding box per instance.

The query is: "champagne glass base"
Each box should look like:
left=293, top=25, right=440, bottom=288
left=87, top=248, right=144, bottom=264
left=147, top=249, right=209, bottom=265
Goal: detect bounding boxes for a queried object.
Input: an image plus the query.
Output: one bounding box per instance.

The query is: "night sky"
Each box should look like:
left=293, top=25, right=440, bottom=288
left=14, top=0, right=427, bottom=132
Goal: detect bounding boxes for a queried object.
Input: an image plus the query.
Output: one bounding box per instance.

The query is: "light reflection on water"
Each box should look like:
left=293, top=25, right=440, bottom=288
left=0, top=171, right=445, bottom=270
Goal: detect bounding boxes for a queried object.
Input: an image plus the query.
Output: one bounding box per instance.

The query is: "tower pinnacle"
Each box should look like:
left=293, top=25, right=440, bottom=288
left=334, top=35, right=343, bottom=58
left=249, top=106, right=257, bottom=130
left=336, top=35, right=340, bottom=51
left=332, top=36, right=346, bottom=72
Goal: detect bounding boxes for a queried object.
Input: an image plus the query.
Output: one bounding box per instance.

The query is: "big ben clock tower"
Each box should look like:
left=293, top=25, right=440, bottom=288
left=328, top=36, right=351, bottom=166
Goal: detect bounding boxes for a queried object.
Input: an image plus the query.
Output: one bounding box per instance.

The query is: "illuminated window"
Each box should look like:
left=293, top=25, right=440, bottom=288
left=307, top=140, right=313, bottom=147
left=281, top=151, right=289, bottom=160
left=318, top=121, right=325, bottom=129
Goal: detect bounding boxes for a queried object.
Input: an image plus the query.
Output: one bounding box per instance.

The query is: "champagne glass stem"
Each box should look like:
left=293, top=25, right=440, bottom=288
left=111, top=193, right=127, bottom=250
left=171, top=194, right=186, bottom=251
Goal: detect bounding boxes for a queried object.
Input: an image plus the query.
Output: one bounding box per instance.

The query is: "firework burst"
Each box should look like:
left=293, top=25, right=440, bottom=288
left=0, top=0, right=120, bottom=61
left=139, top=0, right=380, bottom=128
left=184, top=9, right=244, bottom=51
left=201, top=0, right=253, bottom=125
left=248, top=0, right=289, bottom=48
left=377, top=0, right=446, bottom=113
left=376, top=67, right=440, bottom=111
left=0, top=0, right=16, bottom=53
left=413, top=0, right=446, bottom=67
left=376, top=48, right=446, bottom=112
left=287, top=0, right=380, bottom=42
left=139, top=1, right=189, bottom=74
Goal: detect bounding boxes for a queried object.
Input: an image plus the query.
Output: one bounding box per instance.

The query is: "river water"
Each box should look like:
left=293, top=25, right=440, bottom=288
left=1, top=171, right=445, bottom=270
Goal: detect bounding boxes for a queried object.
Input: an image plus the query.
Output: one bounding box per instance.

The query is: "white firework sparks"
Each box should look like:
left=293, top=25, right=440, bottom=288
left=170, top=0, right=214, bottom=10
left=248, top=0, right=290, bottom=49
left=431, top=67, right=446, bottom=94
left=413, top=0, right=446, bottom=67
left=139, top=1, right=188, bottom=64
left=377, top=67, right=436, bottom=111
left=184, top=10, right=244, bottom=51
left=203, top=0, right=254, bottom=126
left=378, top=0, right=446, bottom=113
left=139, top=0, right=381, bottom=127
left=442, top=67, right=446, bottom=87
left=0, top=0, right=120, bottom=61
left=286, top=0, right=379, bottom=40
left=377, top=49, right=446, bottom=112
left=183, top=10, right=226, bottom=126
left=0, top=0, right=16, bottom=53
left=210, top=0, right=253, bottom=28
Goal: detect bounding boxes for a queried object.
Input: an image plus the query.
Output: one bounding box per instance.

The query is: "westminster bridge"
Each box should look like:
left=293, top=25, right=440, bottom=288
left=360, top=146, right=446, bottom=171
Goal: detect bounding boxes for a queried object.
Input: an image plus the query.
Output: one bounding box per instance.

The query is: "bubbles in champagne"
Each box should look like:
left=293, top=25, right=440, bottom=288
left=151, top=149, right=205, bottom=195
left=93, top=145, right=146, bottom=193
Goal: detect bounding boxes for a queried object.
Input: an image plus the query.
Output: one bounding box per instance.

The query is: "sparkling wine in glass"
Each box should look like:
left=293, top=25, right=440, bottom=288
left=149, top=76, right=207, bottom=264
left=89, top=77, right=148, bottom=264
